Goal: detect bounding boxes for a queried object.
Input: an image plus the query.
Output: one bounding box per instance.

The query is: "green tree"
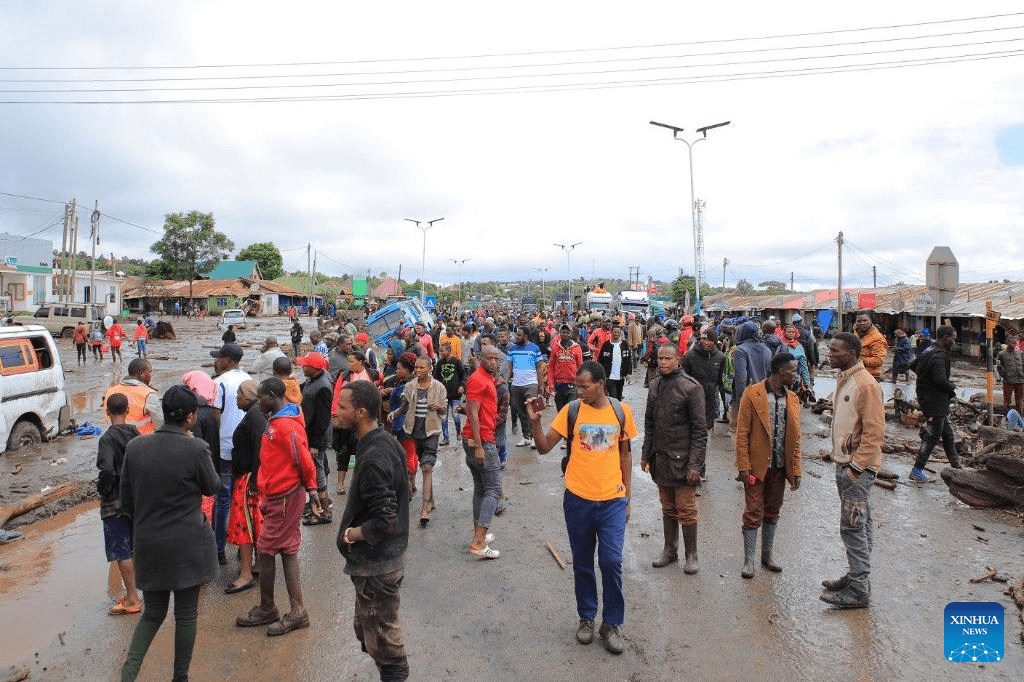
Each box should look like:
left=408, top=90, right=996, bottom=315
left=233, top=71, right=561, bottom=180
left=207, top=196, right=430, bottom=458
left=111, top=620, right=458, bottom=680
left=758, top=280, right=788, bottom=292
left=237, top=242, right=284, bottom=280
left=150, top=211, right=234, bottom=302
left=735, top=278, right=754, bottom=293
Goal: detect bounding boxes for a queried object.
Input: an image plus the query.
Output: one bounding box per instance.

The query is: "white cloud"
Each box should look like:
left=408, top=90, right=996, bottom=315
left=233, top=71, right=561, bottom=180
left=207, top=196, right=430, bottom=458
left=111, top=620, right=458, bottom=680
left=2, top=1, right=1023, bottom=291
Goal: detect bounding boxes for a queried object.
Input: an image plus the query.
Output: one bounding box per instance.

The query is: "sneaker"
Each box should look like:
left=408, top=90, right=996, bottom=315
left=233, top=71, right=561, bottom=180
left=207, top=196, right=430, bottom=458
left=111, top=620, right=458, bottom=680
left=576, top=617, right=595, bottom=645
left=516, top=439, right=529, bottom=447
left=598, top=622, right=624, bottom=654
left=819, top=589, right=869, bottom=609
left=439, top=438, right=450, bottom=447
left=528, top=438, right=536, bottom=449
left=560, top=442, right=567, bottom=450
left=909, top=468, right=932, bottom=483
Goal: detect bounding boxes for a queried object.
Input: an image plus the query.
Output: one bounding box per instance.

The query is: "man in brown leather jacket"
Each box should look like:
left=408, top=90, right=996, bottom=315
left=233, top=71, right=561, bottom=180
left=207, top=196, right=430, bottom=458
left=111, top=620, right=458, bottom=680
left=641, top=344, right=708, bottom=574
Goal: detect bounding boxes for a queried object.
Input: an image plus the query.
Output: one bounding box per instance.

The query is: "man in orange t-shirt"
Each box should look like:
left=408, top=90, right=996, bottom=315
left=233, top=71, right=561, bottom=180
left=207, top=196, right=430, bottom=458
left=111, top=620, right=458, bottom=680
left=529, top=360, right=636, bottom=656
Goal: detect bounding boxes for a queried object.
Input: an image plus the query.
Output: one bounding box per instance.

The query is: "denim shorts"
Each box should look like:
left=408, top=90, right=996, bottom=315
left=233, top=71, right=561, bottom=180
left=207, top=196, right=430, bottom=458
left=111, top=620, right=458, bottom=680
left=103, top=516, right=132, bottom=562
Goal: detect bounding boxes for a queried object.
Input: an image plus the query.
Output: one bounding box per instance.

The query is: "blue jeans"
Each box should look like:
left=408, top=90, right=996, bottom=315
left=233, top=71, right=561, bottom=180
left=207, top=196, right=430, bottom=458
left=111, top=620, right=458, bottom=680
left=835, top=464, right=875, bottom=597
left=442, top=399, right=462, bottom=440
left=136, top=339, right=147, bottom=357
left=463, top=440, right=501, bottom=528
left=215, top=460, right=233, bottom=553
left=495, top=421, right=508, bottom=467
left=563, top=490, right=627, bottom=626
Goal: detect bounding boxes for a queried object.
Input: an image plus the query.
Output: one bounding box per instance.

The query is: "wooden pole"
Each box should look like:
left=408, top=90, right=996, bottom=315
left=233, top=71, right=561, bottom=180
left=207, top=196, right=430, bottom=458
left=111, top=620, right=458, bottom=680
left=986, top=301, right=995, bottom=426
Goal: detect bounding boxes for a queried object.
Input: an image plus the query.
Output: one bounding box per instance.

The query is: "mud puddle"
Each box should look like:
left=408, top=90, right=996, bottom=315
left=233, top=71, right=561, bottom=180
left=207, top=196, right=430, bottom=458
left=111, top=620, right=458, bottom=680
left=0, top=501, right=107, bottom=668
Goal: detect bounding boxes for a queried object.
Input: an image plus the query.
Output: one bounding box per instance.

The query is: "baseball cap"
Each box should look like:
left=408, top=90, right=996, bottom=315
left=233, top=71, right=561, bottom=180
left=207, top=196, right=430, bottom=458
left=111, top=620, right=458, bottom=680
left=559, top=323, right=572, bottom=332
left=792, top=314, right=802, bottom=322
left=295, top=352, right=329, bottom=371
left=162, top=384, right=199, bottom=422
left=355, top=332, right=370, bottom=345
left=210, top=343, right=244, bottom=361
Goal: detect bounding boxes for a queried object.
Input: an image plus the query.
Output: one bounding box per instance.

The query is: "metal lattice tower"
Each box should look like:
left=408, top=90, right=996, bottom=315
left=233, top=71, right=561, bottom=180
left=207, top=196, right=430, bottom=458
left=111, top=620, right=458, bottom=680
left=694, top=198, right=706, bottom=288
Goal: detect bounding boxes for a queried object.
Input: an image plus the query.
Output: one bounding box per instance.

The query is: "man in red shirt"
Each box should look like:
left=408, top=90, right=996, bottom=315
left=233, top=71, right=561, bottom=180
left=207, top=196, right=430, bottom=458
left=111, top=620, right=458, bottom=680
left=587, top=317, right=613, bottom=359
left=461, top=345, right=502, bottom=559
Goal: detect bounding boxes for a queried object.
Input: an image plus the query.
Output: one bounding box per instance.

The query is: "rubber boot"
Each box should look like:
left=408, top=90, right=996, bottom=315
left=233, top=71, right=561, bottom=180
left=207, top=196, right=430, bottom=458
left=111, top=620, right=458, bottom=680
left=651, top=518, right=679, bottom=568
left=681, top=524, right=699, bottom=575
left=761, top=521, right=782, bottom=572
left=741, top=527, right=758, bottom=579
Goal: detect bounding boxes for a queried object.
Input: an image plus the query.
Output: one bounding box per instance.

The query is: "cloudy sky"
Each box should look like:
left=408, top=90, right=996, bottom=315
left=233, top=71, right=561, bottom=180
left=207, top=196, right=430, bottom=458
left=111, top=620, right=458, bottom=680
left=2, top=1, right=1023, bottom=294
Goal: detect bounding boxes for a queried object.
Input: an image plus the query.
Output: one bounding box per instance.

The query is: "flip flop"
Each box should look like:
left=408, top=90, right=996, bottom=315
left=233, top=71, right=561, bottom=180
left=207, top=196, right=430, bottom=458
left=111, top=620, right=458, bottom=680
left=469, top=544, right=500, bottom=560
left=109, top=602, right=142, bottom=615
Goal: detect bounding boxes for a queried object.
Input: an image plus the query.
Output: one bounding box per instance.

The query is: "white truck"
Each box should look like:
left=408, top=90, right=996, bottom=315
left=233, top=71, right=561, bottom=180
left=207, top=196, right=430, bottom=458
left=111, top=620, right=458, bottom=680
left=617, top=290, right=650, bottom=318
left=582, top=289, right=614, bottom=313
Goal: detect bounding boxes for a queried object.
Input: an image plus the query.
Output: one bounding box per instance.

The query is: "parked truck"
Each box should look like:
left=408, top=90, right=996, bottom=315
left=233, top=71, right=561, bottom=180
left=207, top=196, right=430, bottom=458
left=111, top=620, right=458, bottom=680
left=617, top=290, right=650, bottom=318
left=581, top=289, right=614, bottom=313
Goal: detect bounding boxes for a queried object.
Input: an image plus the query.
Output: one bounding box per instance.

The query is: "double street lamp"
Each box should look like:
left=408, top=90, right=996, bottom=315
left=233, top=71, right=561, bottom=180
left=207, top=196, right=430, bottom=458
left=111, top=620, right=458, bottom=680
left=554, top=242, right=582, bottom=315
left=534, top=267, right=549, bottom=310
left=405, top=217, right=444, bottom=305
left=649, top=119, right=730, bottom=317
left=449, top=257, right=470, bottom=307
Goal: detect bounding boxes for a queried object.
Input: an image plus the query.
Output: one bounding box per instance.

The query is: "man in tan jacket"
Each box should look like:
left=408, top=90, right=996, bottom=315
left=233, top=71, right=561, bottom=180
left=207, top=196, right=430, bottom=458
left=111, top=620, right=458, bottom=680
left=734, top=352, right=802, bottom=580
left=821, top=332, right=884, bottom=609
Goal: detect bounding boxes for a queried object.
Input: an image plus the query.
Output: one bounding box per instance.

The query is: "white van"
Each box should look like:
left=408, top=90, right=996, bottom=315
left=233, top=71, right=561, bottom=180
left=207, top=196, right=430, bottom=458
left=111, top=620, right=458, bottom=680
left=26, top=303, right=103, bottom=338
left=0, top=324, right=71, bottom=451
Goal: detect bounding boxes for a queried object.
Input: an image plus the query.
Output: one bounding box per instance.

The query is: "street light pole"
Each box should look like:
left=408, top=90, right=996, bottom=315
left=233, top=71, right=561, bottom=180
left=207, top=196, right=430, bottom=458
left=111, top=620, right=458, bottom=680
left=405, top=217, right=444, bottom=305
left=554, top=242, right=581, bottom=315
left=449, top=257, right=470, bottom=308
left=649, top=119, right=730, bottom=317
left=534, top=267, right=549, bottom=311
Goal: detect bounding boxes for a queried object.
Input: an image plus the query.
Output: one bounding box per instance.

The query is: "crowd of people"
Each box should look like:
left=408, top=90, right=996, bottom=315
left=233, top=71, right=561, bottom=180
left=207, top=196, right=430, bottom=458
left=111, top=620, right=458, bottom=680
left=94, top=300, right=989, bottom=679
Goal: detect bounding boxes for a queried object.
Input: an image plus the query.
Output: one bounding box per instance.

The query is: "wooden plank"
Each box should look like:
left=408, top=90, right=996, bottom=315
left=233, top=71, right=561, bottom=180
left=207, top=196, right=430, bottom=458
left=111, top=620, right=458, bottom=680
left=545, top=539, right=567, bottom=570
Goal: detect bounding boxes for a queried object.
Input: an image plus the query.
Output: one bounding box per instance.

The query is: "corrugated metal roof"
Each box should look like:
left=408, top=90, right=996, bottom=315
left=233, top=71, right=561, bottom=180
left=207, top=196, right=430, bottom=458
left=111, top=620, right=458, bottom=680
left=124, top=277, right=304, bottom=299
left=703, top=281, right=1024, bottom=320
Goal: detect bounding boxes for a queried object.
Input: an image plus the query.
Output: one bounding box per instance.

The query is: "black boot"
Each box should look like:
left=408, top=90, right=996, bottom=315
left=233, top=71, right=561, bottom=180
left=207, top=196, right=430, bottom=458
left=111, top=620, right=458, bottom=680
left=681, top=524, right=699, bottom=575
left=651, top=518, right=679, bottom=568
left=761, top=521, right=782, bottom=572
left=741, top=527, right=758, bottom=579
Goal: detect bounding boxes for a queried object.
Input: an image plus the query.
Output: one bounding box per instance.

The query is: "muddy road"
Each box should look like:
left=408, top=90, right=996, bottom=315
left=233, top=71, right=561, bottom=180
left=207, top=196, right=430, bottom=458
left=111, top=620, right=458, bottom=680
left=1, top=318, right=1022, bottom=680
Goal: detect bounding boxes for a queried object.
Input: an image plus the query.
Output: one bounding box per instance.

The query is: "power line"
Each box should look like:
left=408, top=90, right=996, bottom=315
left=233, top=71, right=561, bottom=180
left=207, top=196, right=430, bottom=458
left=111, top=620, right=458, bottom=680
left=0, top=190, right=68, bottom=204
left=5, top=23, right=1022, bottom=86
left=4, top=10, right=1021, bottom=71
left=4, top=37, right=1023, bottom=95
left=103, top=213, right=163, bottom=235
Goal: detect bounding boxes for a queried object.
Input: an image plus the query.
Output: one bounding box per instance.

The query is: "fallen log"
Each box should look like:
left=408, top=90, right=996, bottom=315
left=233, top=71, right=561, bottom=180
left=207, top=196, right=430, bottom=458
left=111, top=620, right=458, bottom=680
left=0, top=481, right=80, bottom=528
left=874, top=479, right=896, bottom=491
left=877, top=468, right=899, bottom=480
left=940, top=468, right=1024, bottom=509
left=986, top=453, right=1024, bottom=485
left=975, top=425, right=1024, bottom=448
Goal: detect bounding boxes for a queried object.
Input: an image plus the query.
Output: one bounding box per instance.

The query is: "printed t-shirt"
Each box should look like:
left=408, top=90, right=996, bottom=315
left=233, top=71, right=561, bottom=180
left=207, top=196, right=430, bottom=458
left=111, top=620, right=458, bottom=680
left=461, top=366, right=497, bottom=444
left=552, top=400, right=637, bottom=501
